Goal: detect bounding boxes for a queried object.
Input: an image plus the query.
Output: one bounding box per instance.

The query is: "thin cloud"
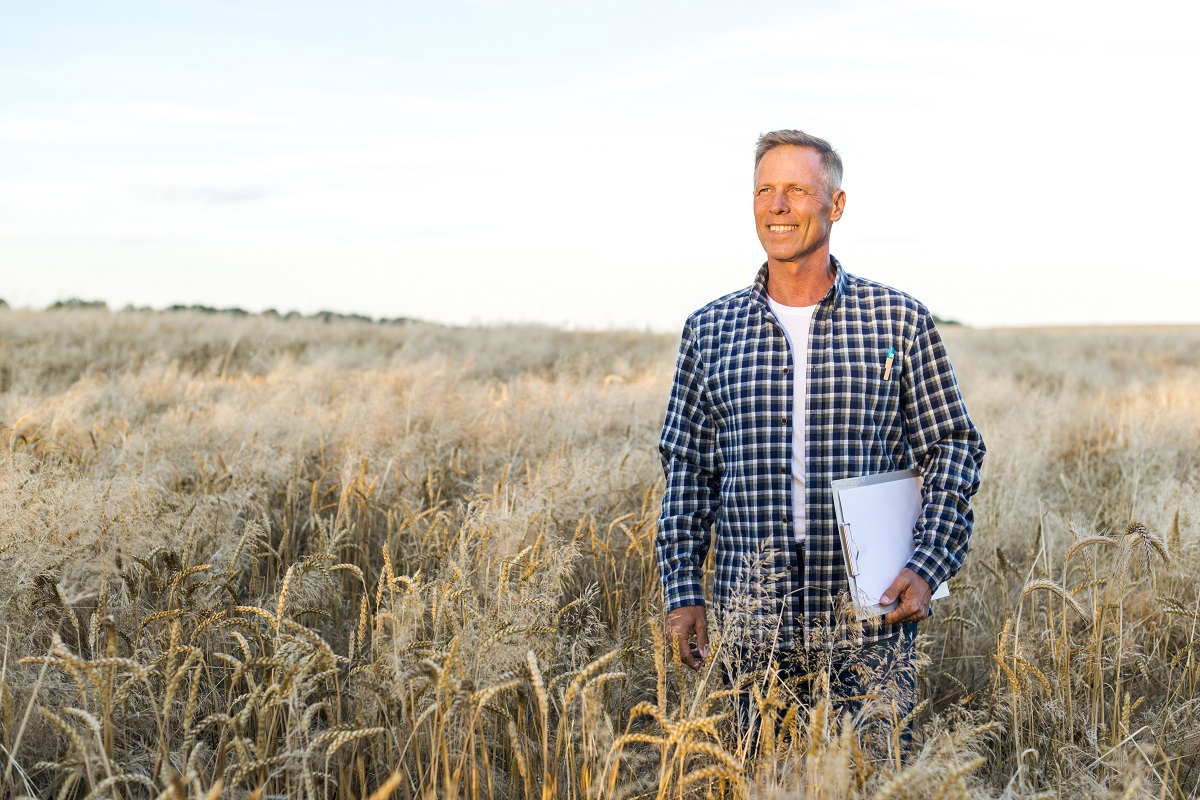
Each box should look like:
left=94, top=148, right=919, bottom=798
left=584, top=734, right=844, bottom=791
left=131, top=185, right=274, bottom=205
left=101, top=102, right=294, bottom=128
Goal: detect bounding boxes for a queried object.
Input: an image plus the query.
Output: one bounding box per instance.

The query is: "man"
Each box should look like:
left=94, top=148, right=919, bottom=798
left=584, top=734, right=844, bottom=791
left=655, top=130, right=985, bottom=740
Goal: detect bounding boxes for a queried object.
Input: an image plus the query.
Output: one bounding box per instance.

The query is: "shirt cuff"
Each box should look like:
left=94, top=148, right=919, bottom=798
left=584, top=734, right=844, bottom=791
left=904, top=551, right=945, bottom=596
left=663, top=576, right=707, bottom=613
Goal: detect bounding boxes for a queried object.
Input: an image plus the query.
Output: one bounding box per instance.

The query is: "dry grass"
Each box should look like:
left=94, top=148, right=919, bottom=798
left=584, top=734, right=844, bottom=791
left=0, top=307, right=1198, bottom=798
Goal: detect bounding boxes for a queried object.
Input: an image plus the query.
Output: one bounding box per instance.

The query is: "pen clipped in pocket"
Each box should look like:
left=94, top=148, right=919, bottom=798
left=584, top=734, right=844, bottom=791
left=882, top=346, right=896, bottom=381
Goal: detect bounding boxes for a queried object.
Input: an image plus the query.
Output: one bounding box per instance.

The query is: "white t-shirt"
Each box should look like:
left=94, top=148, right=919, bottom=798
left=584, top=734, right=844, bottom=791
left=767, top=296, right=818, bottom=542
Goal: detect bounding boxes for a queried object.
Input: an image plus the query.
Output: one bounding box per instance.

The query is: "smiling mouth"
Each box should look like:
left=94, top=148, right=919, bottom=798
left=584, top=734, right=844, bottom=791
left=768, top=225, right=798, bottom=232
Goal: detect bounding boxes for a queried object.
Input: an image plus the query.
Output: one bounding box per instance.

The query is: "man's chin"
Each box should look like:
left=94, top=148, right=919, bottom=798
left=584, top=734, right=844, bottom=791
left=760, top=244, right=799, bottom=262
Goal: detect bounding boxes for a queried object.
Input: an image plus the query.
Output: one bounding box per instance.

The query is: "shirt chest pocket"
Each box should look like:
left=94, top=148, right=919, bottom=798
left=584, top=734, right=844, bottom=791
left=838, top=358, right=901, bottom=424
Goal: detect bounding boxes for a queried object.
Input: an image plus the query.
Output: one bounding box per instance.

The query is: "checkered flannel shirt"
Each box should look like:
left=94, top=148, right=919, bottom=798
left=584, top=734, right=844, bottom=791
left=656, top=258, right=985, bottom=649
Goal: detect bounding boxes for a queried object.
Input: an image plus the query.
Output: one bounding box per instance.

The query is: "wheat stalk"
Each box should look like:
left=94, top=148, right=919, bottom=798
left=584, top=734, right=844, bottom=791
left=275, top=564, right=295, bottom=631
left=1021, top=579, right=1089, bottom=619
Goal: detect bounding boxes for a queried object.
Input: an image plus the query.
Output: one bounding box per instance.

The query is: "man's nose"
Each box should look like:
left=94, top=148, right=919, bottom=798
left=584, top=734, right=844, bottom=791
left=769, top=192, right=789, bottom=213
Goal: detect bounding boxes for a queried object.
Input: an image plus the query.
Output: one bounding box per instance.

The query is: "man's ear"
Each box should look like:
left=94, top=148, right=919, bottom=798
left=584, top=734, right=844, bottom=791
left=829, top=189, right=847, bottom=222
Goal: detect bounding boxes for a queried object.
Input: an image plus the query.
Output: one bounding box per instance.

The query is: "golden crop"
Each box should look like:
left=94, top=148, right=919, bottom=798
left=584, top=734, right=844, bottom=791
left=0, top=308, right=1197, bottom=798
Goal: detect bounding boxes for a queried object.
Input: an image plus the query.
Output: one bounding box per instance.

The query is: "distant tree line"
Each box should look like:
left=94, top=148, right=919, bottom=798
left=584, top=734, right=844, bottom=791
left=49, top=298, right=109, bottom=310
left=12, top=297, right=411, bottom=325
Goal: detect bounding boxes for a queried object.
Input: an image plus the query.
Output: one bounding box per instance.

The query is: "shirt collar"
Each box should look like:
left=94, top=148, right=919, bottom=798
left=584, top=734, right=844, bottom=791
left=751, top=255, right=848, bottom=311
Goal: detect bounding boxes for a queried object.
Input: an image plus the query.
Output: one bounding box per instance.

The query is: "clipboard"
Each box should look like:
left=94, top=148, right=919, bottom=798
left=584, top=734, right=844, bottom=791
left=831, top=469, right=949, bottom=620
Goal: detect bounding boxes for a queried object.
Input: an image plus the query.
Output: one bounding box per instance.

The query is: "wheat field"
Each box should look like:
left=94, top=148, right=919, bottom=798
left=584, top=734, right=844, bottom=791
left=0, top=306, right=1197, bottom=799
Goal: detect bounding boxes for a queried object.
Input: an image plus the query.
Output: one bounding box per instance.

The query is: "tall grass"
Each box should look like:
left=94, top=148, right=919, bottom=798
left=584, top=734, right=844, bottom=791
left=0, top=308, right=1197, bottom=798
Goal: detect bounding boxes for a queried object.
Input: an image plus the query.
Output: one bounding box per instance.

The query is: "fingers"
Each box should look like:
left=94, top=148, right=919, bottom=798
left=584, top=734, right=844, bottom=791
left=694, top=612, right=709, bottom=662
left=676, top=633, right=703, bottom=671
left=883, top=594, right=927, bottom=624
left=879, top=573, right=909, bottom=609
left=665, top=606, right=708, bottom=672
left=881, top=568, right=933, bottom=624
left=664, top=613, right=696, bottom=669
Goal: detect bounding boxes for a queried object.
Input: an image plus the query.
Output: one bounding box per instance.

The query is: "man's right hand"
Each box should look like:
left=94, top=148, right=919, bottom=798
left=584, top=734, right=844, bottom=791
left=665, top=605, right=709, bottom=672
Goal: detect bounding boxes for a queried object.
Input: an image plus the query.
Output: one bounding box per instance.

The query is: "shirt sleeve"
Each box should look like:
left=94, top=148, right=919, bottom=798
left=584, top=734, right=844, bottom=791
left=656, top=322, right=720, bottom=612
left=900, top=312, right=986, bottom=593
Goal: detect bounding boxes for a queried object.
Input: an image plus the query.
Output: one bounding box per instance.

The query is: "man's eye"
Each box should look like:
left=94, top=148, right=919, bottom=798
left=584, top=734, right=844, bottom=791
left=790, top=187, right=807, bottom=194
left=757, top=187, right=770, bottom=194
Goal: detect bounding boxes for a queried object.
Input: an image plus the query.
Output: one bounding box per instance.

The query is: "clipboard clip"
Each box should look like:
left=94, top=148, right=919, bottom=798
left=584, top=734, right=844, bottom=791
left=840, top=523, right=860, bottom=578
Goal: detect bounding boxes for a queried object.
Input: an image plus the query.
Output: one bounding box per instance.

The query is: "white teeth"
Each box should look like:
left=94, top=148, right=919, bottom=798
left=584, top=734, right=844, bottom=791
left=769, top=225, right=798, bottom=232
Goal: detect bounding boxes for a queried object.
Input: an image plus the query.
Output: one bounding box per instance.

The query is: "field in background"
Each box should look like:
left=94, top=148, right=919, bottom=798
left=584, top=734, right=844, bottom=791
left=0, top=308, right=1197, bottom=799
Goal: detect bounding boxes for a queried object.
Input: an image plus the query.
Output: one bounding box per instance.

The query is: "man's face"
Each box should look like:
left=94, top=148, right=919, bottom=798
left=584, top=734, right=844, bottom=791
left=753, top=145, right=846, bottom=267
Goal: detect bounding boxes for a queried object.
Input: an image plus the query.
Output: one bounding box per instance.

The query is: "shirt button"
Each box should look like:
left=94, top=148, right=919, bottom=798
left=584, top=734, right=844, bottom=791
left=779, top=467, right=787, bottom=474
left=781, top=416, right=789, bottom=425
left=782, top=366, right=790, bottom=374
left=782, top=516, right=790, bottom=524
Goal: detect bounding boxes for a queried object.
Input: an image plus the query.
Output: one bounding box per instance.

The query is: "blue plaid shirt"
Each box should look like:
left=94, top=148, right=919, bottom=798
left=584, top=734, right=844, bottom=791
left=656, top=258, right=985, bottom=649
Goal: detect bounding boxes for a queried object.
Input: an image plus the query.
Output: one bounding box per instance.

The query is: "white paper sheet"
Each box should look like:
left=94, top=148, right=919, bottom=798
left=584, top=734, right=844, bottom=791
left=835, top=472, right=949, bottom=616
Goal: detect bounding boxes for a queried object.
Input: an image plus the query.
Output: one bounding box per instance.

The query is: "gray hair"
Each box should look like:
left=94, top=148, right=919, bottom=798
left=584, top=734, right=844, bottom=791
left=754, top=130, right=843, bottom=194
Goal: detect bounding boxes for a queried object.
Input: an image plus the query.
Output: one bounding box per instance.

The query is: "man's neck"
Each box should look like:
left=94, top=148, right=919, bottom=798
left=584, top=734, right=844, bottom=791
left=765, top=251, right=836, bottom=307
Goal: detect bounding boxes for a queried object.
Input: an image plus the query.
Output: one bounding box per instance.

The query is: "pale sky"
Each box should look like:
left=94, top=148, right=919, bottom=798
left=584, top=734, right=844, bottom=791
left=2, top=0, right=1197, bottom=330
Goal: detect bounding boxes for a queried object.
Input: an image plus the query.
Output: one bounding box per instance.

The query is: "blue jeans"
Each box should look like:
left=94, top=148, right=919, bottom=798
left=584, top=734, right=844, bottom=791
left=724, top=622, right=919, bottom=762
